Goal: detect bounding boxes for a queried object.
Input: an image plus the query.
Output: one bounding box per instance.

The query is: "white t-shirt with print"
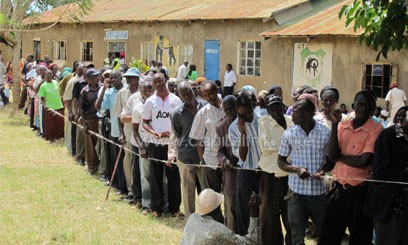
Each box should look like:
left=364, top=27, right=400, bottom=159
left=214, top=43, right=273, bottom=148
left=142, top=92, right=182, bottom=145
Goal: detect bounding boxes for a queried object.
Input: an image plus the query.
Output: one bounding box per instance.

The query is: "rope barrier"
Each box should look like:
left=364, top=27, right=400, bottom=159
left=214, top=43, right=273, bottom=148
left=44, top=106, right=408, bottom=186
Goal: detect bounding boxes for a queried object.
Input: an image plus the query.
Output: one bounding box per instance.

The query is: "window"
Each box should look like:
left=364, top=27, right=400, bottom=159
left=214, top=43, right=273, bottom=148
left=33, top=40, right=41, bottom=61
left=238, top=41, right=261, bottom=76
left=53, top=41, right=66, bottom=60
left=109, top=42, right=125, bottom=53
left=81, top=42, right=93, bottom=61
left=177, top=44, right=193, bottom=65
left=141, top=42, right=155, bottom=65
left=363, top=63, right=398, bottom=98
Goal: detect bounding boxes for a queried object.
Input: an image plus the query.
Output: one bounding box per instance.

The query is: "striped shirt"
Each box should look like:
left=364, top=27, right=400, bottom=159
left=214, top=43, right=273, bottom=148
left=229, top=114, right=261, bottom=170
left=279, top=122, right=330, bottom=196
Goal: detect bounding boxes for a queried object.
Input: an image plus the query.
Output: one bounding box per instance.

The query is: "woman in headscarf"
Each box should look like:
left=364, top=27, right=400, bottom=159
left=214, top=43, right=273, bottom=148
left=314, top=86, right=342, bottom=128
left=365, top=106, right=408, bottom=245
left=37, top=69, right=64, bottom=141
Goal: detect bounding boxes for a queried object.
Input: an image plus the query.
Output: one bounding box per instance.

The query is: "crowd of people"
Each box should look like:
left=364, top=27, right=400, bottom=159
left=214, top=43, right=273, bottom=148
left=8, top=51, right=408, bottom=245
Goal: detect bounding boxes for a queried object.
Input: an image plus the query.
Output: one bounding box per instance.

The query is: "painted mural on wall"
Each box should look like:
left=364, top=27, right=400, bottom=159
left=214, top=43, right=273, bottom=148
left=150, top=35, right=193, bottom=77
left=292, top=43, right=333, bottom=92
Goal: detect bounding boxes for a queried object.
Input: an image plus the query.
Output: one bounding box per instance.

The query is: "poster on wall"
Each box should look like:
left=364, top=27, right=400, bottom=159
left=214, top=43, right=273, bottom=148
left=292, top=43, right=333, bottom=92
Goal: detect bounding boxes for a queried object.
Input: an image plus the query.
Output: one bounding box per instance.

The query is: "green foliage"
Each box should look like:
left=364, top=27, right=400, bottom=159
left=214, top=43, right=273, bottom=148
left=339, top=0, right=408, bottom=60
left=129, top=58, right=150, bottom=73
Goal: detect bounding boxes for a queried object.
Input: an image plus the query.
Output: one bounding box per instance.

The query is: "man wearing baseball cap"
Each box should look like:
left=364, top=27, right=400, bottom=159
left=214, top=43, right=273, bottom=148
left=258, top=95, right=292, bottom=245
left=181, top=189, right=260, bottom=244
left=79, top=68, right=101, bottom=175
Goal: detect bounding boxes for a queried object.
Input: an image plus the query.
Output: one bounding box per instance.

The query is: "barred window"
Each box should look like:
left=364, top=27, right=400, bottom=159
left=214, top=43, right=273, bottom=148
left=81, top=42, right=93, bottom=62
left=363, top=63, right=398, bottom=98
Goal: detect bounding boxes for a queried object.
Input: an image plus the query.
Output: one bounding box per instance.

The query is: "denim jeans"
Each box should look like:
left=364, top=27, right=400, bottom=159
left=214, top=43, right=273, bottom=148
left=287, top=190, right=325, bottom=245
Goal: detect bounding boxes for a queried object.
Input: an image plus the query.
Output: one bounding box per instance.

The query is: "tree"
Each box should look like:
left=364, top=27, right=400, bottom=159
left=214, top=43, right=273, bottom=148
left=339, top=0, right=408, bottom=60
left=0, top=0, right=92, bottom=104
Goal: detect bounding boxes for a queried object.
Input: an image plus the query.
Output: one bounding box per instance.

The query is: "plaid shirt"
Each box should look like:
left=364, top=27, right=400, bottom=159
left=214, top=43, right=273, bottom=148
left=279, top=122, right=330, bottom=196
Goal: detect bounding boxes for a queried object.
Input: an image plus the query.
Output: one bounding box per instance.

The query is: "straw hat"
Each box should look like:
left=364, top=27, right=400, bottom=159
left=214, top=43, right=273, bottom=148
left=196, top=189, right=224, bottom=215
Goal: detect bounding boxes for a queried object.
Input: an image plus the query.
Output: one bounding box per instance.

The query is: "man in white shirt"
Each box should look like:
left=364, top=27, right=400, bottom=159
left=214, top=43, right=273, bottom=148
left=190, top=80, right=225, bottom=193
left=113, top=68, right=140, bottom=196
left=385, top=82, right=407, bottom=126
left=176, top=60, right=188, bottom=80
left=223, top=64, right=237, bottom=97
left=143, top=73, right=183, bottom=218
left=258, top=95, right=292, bottom=245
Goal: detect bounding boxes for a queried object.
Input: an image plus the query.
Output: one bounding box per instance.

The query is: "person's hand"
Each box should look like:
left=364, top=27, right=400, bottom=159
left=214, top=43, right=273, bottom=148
left=166, top=156, right=176, bottom=167
left=103, top=78, right=111, bottom=89
left=161, top=131, right=170, bottom=138
left=68, top=112, right=74, bottom=122
left=238, top=116, right=246, bottom=134
left=296, top=167, right=311, bottom=179
left=312, top=169, right=325, bottom=180
left=223, top=159, right=233, bottom=171
left=118, top=135, right=126, bottom=145
left=153, top=131, right=161, bottom=139
left=140, top=148, right=148, bottom=159
left=77, top=116, right=83, bottom=124
left=248, top=191, right=261, bottom=217
left=82, top=123, right=89, bottom=134
left=328, top=109, right=342, bottom=124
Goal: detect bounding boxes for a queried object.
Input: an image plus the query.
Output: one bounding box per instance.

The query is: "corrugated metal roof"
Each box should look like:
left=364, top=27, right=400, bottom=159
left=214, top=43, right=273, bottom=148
left=261, top=0, right=363, bottom=37
left=29, top=0, right=309, bottom=24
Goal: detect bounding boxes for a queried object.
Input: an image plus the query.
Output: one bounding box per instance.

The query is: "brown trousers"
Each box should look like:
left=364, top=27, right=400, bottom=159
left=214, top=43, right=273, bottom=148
left=178, top=161, right=201, bottom=218
left=85, top=118, right=99, bottom=173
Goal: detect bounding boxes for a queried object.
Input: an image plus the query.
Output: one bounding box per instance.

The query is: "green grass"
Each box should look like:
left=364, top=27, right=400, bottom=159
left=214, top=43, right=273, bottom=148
left=0, top=105, right=183, bottom=244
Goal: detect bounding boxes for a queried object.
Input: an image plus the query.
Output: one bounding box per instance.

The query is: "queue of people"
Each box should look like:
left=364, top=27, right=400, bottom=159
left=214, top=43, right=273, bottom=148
left=16, top=53, right=408, bottom=245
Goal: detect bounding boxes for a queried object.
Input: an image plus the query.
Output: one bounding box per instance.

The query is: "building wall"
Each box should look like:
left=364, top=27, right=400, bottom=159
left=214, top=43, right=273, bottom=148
left=22, top=19, right=274, bottom=84
left=263, top=37, right=408, bottom=108
left=0, top=44, right=13, bottom=64
left=21, top=21, right=408, bottom=108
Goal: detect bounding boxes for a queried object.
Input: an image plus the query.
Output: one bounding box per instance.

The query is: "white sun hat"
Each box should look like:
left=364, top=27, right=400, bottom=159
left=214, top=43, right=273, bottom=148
left=196, top=189, right=224, bottom=215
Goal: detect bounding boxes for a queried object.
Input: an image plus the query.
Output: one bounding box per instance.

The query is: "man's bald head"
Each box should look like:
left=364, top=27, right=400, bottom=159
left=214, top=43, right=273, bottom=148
left=178, top=81, right=196, bottom=105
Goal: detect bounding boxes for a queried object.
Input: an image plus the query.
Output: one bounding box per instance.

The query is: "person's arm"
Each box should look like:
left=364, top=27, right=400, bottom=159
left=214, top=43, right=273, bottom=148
left=327, top=121, right=341, bottom=161
left=278, top=155, right=310, bottom=179
left=232, top=71, right=237, bottom=84
left=118, top=117, right=126, bottom=145
left=34, top=80, right=44, bottom=94
left=95, top=86, right=107, bottom=110
left=167, top=114, right=180, bottom=165
left=189, top=111, right=205, bottom=161
left=216, top=124, right=231, bottom=169
left=385, top=100, right=390, bottom=112
left=326, top=110, right=343, bottom=161
left=237, top=117, right=248, bottom=161
left=143, top=120, right=160, bottom=139
left=338, top=153, right=374, bottom=168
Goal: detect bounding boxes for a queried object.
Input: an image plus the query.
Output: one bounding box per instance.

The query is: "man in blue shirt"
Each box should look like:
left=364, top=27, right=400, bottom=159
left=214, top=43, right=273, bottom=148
left=278, top=98, right=331, bottom=245
left=229, top=93, right=262, bottom=235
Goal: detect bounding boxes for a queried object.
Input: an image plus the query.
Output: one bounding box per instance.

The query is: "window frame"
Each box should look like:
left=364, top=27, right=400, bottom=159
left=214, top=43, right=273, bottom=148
left=141, top=42, right=155, bottom=66
left=237, top=40, right=261, bottom=77
left=53, top=40, right=67, bottom=61
left=33, top=39, right=41, bottom=61
left=362, top=62, right=397, bottom=99
left=81, top=41, right=93, bottom=62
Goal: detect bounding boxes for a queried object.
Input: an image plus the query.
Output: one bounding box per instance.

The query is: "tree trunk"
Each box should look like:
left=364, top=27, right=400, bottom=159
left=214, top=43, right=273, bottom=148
left=12, top=32, right=21, bottom=104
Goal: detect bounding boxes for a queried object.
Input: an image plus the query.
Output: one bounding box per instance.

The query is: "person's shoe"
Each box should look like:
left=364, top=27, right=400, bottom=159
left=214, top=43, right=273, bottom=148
left=141, top=207, right=151, bottom=215
left=122, top=194, right=133, bottom=201
left=99, top=176, right=107, bottom=182
left=134, top=200, right=143, bottom=209
left=171, top=211, right=186, bottom=220
left=151, top=211, right=162, bottom=218
left=115, top=190, right=127, bottom=196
